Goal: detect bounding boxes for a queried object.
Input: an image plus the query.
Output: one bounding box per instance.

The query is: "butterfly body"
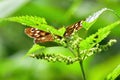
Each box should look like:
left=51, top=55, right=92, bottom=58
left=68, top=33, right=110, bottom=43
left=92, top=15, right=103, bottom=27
left=25, top=21, right=82, bottom=43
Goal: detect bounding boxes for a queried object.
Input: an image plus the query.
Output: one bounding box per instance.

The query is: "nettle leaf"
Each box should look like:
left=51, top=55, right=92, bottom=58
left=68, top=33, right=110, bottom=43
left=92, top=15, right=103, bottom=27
left=58, top=27, right=66, bottom=36
left=6, top=16, right=65, bottom=36
left=80, top=21, right=120, bottom=50
left=82, top=8, right=109, bottom=30
left=106, top=64, right=120, bottom=80
left=27, top=44, right=78, bottom=64
left=6, top=15, right=47, bottom=26
left=81, top=39, right=117, bottom=60
left=26, top=44, right=45, bottom=55
left=35, top=24, right=65, bottom=36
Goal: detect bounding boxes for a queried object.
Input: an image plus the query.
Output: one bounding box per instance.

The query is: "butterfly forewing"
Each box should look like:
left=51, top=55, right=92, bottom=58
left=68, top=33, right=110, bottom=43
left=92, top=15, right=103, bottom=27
left=64, top=21, right=82, bottom=37
left=25, top=27, right=53, bottom=43
left=24, top=21, right=82, bottom=43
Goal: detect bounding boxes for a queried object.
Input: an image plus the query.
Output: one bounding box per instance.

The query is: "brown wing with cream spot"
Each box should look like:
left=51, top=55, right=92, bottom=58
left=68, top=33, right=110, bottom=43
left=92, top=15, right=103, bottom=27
left=25, top=27, right=53, bottom=43
left=24, top=21, right=82, bottom=43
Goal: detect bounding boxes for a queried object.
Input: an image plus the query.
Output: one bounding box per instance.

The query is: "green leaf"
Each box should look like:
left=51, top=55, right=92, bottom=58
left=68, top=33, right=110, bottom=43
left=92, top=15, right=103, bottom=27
left=106, top=64, right=120, bottom=80
left=6, top=16, right=65, bottom=36
left=27, top=44, right=74, bottom=56
left=26, top=44, right=77, bottom=64
left=82, top=8, right=109, bottom=30
left=34, top=24, right=65, bottom=36
left=6, top=15, right=47, bottom=26
left=80, top=21, right=120, bottom=50
left=26, top=44, right=45, bottom=56
left=58, top=27, right=66, bottom=36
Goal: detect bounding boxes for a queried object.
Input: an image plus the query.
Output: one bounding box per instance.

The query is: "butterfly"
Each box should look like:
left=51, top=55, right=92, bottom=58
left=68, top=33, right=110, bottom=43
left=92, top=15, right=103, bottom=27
left=25, top=21, right=82, bottom=43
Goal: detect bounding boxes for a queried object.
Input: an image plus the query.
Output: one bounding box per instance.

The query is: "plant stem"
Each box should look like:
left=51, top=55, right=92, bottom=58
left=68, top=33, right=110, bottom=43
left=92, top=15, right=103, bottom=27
left=79, top=60, right=86, bottom=80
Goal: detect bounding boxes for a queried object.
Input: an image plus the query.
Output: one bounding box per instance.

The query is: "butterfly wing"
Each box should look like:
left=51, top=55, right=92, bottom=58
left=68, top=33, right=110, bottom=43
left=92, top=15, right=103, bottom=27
left=24, top=21, right=82, bottom=43
left=64, top=21, right=82, bottom=37
left=25, top=27, right=53, bottom=43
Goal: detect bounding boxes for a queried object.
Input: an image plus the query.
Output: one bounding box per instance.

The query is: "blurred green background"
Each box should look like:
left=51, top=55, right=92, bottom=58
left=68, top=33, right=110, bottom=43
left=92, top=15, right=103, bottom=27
left=0, top=0, right=120, bottom=80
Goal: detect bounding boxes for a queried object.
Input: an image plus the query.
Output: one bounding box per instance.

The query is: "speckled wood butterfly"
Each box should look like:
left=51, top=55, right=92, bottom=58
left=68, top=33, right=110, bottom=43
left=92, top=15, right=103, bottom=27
left=25, top=21, right=82, bottom=43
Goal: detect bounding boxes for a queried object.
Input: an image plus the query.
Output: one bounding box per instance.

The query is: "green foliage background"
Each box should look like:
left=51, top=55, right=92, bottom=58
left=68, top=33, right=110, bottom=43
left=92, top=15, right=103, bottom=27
left=0, top=0, right=120, bottom=80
